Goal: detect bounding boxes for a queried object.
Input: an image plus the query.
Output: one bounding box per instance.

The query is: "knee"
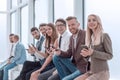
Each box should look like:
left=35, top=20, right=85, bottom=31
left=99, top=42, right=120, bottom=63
left=38, top=75, right=43, bottom=80
left=48, top=77, right=52, bottom=80
left=62, top=76, right=70, bottom=80
left=48, top=76, right=54, bottom=80
left=53, top=55, right=59, bottom=62
left=62, top=77, right=67, bottom=80
left=3, top=66, right=8, bottom=71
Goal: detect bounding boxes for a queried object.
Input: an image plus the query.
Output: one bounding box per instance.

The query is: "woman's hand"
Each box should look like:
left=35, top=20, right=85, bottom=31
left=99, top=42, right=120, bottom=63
left=80, top=48, right=93, bottom=57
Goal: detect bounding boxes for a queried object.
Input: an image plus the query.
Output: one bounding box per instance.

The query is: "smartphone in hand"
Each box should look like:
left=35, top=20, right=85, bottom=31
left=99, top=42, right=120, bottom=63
left=31, top=43, right=36, bottom=48
left=51, top=45, right=59, bottom=51
left=81, top=45, right=88, bottom=50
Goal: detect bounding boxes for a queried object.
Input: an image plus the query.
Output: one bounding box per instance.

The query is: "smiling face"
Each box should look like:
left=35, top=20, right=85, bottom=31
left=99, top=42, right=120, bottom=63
left=31, top=30, right=40, bottom=40
left=87, top=15, right=98, bottom=31
left=55, top=21, right=66, bottom=35
left=39, top=26, right=46, bottom=36
left=67, top=18, right=80, bottom=34
left=9, top=35, right=14, bottom=43
left=46, top=26, right=53, bottom=37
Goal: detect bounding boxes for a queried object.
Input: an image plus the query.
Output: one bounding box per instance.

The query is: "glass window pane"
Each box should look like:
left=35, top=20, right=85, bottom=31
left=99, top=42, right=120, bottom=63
left=21, top=6, right=28, bottom=48
left=11, top=12, right=16, bottom=33
left=85, top=0, right=120, bottom=80
left=12, top=0, right=17, bottom=8
left=0, top=0, right=7, bottom=11
left=54, top=0, right=74, bottom=21
left=21, top=5, right=33, bottom=61
left=35, top=0, right=48, bottom=27
left=21, top=0, right=28, bottom=3
left=0, top=14, right=7, bottom=61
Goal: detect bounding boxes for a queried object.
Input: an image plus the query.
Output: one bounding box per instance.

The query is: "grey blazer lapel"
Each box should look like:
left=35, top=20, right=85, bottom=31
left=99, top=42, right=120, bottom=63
left=36, top=36, right=45, bottom=51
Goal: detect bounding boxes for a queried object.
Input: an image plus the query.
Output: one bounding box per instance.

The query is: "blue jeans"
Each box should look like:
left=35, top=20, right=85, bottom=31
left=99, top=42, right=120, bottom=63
left=62, top=70, right=81, bottom=80
left=53, top=55, right=78, bottom=79
left=3, top=62, right=17, bottom=80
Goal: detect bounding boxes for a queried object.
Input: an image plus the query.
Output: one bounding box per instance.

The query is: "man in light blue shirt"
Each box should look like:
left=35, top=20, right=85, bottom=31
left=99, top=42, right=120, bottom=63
left=3, top=35, right=26, bottom=80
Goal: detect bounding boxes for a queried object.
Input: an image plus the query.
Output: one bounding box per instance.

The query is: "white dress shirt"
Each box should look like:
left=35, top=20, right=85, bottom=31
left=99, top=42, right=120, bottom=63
left=59, top=30, right=72, bottom=51
left=11, top=41, right=19, bottom=57
left=34, top=35, right=45, bottom=60
left=34, top=40, right=45, bottom=60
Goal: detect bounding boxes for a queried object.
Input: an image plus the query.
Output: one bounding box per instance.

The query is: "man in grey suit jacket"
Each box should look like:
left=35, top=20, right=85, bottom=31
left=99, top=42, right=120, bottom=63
left=3, top=35, right=26, bottom=80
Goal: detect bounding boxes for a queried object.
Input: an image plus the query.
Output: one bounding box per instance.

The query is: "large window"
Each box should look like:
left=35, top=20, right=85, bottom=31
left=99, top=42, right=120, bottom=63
left=54, top=0, right=74, bottom=21
left=21, top=0, right=28, bottom=3
left=35, top=0, right=48, bottom=27
left=21, top=6, right=28, bottom=48
left=11, top=0, right=18, bottom=8
left=85, top=0, right=120, bottom=80
left=0, top=0, right=7, bottom=61
left=0, top=0, right=7, bottom=11
left=11, top=12, right=16, bottom=33
left=21, top=5, right=34, bottom=61
left=0, top=14, right=7, bottom=61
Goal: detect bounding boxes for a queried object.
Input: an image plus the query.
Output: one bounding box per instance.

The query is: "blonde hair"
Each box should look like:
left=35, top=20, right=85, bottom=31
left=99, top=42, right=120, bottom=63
left=86, top=14, right=104, bottom=46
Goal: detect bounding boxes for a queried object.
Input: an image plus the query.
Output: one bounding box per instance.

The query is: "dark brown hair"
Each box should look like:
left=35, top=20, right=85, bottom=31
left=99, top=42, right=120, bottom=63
left=39, top=23, right=47, bottom=29
left=9, top=33, right=14, bottom=36
left=31, top=27, right=39, bottom=32
left=45, top=23, right=58, bottom=48
left=55, top=18, right=66, bottom=27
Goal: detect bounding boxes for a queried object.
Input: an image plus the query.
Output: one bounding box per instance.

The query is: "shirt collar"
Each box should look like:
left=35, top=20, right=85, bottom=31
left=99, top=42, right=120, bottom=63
left=61, top=30, right=67, bottom=37
left=13, top=41, right=19, bottom=47
left=37, top=35, right=42, bottom=41
left=72, top=29, right=79, bottom=39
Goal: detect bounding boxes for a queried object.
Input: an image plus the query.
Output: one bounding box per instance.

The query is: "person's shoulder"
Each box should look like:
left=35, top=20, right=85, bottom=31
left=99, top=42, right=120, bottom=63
left=79, top=29, right=86, bottom=36
left=79, top=29, right=85, bottom=33
left=65, top=31, right=72, bottom=37
left=82, top=29, right=86, bottom=33
left=102, top=33, right=111, bottom=42
left=17, top=42, right=25, bottom=48
left=103, top=33, right=110, bottom=38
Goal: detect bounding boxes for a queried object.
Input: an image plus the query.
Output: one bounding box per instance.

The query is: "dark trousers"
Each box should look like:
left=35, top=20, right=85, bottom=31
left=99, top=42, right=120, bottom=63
left=0, top=69, right=3, bottom=80
left=25, top=61, right=55, bottom=80
left=19, top=61, right=41, bottom=80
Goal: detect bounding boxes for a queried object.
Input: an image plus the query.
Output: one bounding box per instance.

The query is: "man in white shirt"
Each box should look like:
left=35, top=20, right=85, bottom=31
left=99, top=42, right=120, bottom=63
left=38, top=18, right=71, bottom=80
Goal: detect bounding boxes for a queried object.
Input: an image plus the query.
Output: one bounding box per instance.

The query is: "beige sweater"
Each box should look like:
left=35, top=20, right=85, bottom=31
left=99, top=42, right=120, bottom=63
left=90, top=33, right=113, bottom=73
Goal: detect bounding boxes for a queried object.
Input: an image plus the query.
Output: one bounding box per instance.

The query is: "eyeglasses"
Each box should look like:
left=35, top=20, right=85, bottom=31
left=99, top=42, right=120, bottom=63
left=55, top=24, right=65, bottom=27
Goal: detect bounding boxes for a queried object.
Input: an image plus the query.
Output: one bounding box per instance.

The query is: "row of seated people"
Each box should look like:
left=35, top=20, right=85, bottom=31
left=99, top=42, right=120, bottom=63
left=1, top=14, right=113, bottom=80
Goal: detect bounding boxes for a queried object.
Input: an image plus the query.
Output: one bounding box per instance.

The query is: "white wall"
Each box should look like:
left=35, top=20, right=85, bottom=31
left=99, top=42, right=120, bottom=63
left=85, top=0, right=120, bottom=80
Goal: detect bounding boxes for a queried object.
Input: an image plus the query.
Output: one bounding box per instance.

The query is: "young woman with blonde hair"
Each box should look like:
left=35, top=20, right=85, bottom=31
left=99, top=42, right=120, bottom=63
left=74, top=14, right=113, bottom=80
